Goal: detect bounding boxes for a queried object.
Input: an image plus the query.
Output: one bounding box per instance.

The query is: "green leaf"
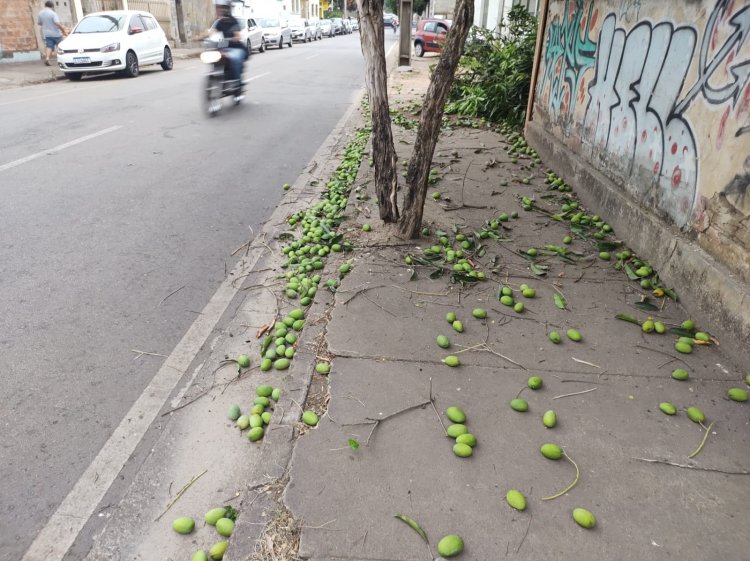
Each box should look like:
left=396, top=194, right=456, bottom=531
left=260, top=335, right=272, bottom=357
left=348, top=438, right=360, bottom=450
left=394, top=514, right=428, bottom=543
left=223, top=505, right=238, bottom=522
left=670, top=327, right=695, bottom=337
left=429, top=268, right=445, bottom=280
left=623, top=264, right=640, bottom=281
left=664, top=288, right=678, bottom=301
left=615, top=313, right=641, bottom=325
left=634, top=300, right=659, bottom=311
left=553, top=293, right=567, bottom=310
left=530, top=263, right=547, bottom=276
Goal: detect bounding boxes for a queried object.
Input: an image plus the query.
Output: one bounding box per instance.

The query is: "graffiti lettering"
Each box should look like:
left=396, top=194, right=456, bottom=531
left=674, top=1, right=750, bottom=114
left=538, top=0, right=597, bottom=119
left=583, top=15, right=698, bottom=227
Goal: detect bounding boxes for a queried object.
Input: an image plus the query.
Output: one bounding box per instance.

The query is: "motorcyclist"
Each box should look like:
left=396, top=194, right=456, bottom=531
left=206, top=0, right=246, bottom=92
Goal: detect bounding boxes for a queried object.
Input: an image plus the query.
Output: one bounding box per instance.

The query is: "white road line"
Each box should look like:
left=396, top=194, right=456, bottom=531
left=305, top=54, right=319, bottom=60
left=0, top=126, right=122, bottom=173
left=247, top=71, right=270, bottom=81
left=21, top=249, right=264, bottom=561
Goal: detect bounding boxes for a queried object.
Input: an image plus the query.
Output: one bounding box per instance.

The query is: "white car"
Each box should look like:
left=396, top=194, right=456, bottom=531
left=236, top=16, right=265, bottom=53
left=257, top=17, right=292, bottom=49
left=289, top=18, right=312, bottom=43
left=57, top=10, right=172, bottom=80
left=320, top=19, right=335, bottom=38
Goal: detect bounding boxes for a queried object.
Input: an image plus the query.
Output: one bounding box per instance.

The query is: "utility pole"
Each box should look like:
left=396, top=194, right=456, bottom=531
left=398, top=0, right=412, bottom=67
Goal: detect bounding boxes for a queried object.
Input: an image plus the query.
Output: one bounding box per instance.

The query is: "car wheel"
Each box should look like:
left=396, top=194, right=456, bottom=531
left=64, top=72, right=82, bottom=81
left=247, top=40, right=252, bottom=55
left=160, top=46, right=173, bottom=70
left=415, top=42, right=424, bottom=57
left=288, top=35, right=293, bottom=47
left=122, top=51, right=139, bottom=77
left=259, top=39, right=266, bottom=53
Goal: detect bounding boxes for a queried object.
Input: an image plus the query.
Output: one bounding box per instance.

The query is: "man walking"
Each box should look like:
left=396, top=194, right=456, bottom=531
left=38, top=1, right=67, bottom=66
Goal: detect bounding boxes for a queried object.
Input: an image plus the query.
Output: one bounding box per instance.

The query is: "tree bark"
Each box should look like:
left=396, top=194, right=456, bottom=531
left=357, top=0, right=400, bottom=222
left=398, top=0, right=474, bottom=238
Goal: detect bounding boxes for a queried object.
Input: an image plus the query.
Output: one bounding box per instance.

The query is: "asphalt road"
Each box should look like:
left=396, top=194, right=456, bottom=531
left=0, top=32, right=396, bottom=560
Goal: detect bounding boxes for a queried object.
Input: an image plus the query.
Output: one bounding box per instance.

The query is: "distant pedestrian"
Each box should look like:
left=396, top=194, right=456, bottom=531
left=38, top=1, right=67, bottom=66
left=392, top=18, right=398, bottom=34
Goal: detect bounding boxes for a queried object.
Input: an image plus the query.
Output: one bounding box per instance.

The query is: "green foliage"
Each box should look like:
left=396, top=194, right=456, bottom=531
left=447, top=6, right=538, bottom=126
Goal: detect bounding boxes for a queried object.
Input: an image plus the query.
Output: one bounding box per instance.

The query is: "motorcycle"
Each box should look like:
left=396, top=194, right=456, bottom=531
left=201, top=36, right=246, bottom=116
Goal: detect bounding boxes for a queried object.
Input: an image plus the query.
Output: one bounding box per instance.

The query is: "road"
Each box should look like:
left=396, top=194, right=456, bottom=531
left=0, top=32, right=397, bottom=560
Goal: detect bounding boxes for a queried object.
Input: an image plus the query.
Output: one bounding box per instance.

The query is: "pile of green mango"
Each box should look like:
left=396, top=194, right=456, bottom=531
left=227, top=384, right=281, bottom=443
left=445, top=406, right=477, bottom=458
left=260, top=309, right=306, bottom=370
left=173, top=506, right=239, bottom=560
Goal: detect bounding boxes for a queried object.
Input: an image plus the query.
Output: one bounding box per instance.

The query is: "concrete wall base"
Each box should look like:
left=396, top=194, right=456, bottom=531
left=526, top=120, right=750, bottom=368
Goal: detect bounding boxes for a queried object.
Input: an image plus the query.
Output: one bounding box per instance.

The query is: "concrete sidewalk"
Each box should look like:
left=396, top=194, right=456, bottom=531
left=272, top=59, right=750, bottom=561
left=0, top=47, right=201, bottom=90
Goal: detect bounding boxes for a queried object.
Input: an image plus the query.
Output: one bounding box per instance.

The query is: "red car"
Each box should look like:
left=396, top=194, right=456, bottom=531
left=413, top=18, right=451, bottom=57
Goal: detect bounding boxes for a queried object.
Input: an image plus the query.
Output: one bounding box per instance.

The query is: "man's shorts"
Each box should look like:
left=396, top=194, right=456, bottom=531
left=45, top=36, right=62, bottom=49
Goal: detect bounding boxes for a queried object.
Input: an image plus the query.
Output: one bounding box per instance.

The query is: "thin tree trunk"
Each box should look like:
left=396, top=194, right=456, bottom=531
left=398, top=0, right=474, bottom=238
left=357, top=0, right=399, bottom=222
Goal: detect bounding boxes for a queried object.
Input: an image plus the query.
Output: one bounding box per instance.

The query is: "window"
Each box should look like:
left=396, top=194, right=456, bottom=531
left=129, top=15, right=145, bottom=32
left=248, top=19, right=256, bottom=28
left=437, top=23, right=448, bottom=33
left=424, top=22, right=436, bottom=32
left=74, top=14, right=125, bottom=33
left=142, top=16, right=158, bottom=31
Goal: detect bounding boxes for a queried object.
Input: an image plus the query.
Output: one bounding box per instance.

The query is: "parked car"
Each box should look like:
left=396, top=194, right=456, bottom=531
left=289, top=17, right=312, bottom=42
left=350, top=18, right=359, bottom=31
left=257, top=17, right=292, bottom=49
left=308, top=17, right=323, bottom=40
left=236, top=16, right=264, bottom=53
left=56, top=10, right=172, bottom=80
left=341, top=18, right=352, bottom=34
left=413, top=18, right=451, bottom=57
left=320, top=19, right=335, bottom=37
left=331, top=17, right=344, bottom=35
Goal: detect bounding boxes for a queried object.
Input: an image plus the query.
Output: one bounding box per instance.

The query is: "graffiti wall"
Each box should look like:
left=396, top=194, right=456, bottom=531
left=532, top=0, right=750, bottom=279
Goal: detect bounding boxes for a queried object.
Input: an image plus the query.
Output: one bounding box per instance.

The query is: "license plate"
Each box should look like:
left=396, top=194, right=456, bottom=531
left=73, top=57, right=91, bottom=63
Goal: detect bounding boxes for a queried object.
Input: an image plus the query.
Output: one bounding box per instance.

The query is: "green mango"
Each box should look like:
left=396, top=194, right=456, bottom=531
left=209, top=541, right=228, bottom=560
left=247, top=426, right=264, bottom=441
left=452, top=320, right=464, bottom=333
left=437, top=534, right=464, bottom=557
left=237, top=355, right=251, bottom=368
left=527, top=376, right=543, bottom=390
left=687, top=407, right=705, bottom=423
left=227, top=404, right=241, bottom=421
left=302, top=411, right=319, bottom=426
left=541, top=443, right=562, bottom=460
left=445, top=406, right=466, bottom=423
left=192, top=551, right=208, bottom=561
left=456, top=433, right=477, bottom=447
left=671, top=369, right=689, bottom=381
left=216, top=518, right=234, bottom=537
left=249, top=414, right=263, bottom=428
left=447, top=424, right=468, bottom=438
left=274, top=358, right=290, bottom=370
left=315, top=362, right=331, bottom=375
left=675, top=341, right=693, bottom=354
left=472, top=308, right=487, bottom=319
left=443, top=355, right=460, bottom=367
left=261, top=411, right=272, bottom=425
left=548, top=331, right=561, bottom=344
left=510, top=399, right=528, bottom=412
left=727, top=388, right=748, bottom=402
left=542, top=410, right=557, bottom=428
left=452, top=443, right=473, bottom=458
left=236, top=415, right=250, bottom=430
left=205, top=508, right=226, bottom=526
left=172, top=516, right=195, bottom=535
left=572, top=508, right=596, bottom=529
left=566, top=328, right=582, bottom=342
left=659, top=402, right=677, bottom=415
left=506, top=489, right=527, bottom=511
left=260, top=358, right=273, bottom=371
left=436, top=335, right=450, bottom=349
left=256, top=385, right=273, bottom=397
left=446, top=312, right=457, bottom=323
left=271, top=388, right=281, bottom=401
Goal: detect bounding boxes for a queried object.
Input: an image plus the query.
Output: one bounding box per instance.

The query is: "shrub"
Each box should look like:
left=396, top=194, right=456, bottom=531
left=447, top=6, right=538, bottom=126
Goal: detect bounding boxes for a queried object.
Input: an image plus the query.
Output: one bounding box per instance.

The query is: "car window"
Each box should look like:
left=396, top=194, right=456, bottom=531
left=142, top=16, right=158, bottom=31
left=424, top=21, right=436, bottom=32
left=248, top=19, right=256, bottom=27
left=437, top=23, right=449, bottom=33
left=129, top=15, right=146, bottom=32
left=74, top=14, right=125, bottom=33
left=258, top=18, right=279, bottom=27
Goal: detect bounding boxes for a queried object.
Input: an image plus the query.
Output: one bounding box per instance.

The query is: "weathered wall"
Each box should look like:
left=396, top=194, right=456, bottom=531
left=0, top=0, right=41, bottom=61
left=530, top=0, right=750, bottom=284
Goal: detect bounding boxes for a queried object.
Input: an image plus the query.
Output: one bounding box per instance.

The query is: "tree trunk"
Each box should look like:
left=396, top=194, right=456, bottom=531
left=398, top=0, right=474, bottom=238
left=357, top=0, right=400, bottom=222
